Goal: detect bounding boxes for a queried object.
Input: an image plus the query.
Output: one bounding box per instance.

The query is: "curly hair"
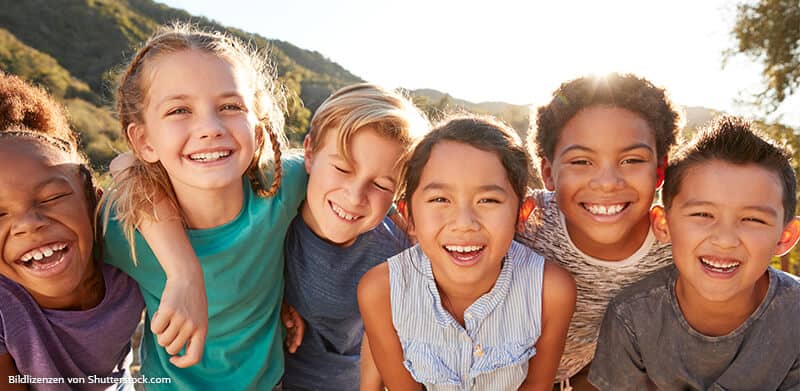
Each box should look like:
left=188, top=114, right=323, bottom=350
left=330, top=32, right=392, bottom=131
left=531, top=73, right=682, bottom=165
left=0, top=72, right=76, bottom=144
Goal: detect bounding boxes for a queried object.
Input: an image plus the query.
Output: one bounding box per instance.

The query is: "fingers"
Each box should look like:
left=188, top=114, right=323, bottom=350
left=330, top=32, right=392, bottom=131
left=169, top=331, right=206, bottom=368
left=284, top=308, right=306, bottom=354
left=150, top=309, right=172, bottom=335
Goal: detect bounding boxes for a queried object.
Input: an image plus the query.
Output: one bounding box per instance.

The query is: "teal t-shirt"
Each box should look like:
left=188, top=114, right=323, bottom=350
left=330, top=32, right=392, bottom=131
left=104, top=155, right=307, bottom=390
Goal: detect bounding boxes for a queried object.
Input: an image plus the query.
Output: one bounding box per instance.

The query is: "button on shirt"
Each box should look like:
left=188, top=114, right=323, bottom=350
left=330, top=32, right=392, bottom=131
left=388, top=241, right=545, bottom=390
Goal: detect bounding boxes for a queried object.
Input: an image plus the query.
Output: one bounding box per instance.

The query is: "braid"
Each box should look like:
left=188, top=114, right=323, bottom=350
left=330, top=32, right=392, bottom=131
left=250, top=122, right=283, bottom=197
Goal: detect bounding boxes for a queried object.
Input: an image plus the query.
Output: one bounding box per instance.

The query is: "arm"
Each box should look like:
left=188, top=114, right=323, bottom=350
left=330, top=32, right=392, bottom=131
left=586, top=297, right=649, bottom=390
left=359, top=333, right=385, bottom=391
left=109, top=152, right=208, bottom=368
left=357, top=263, right=422, bottom=391
left=0, top=354, right=27, bottom=391
left=519, top=261, right=576, bottom=391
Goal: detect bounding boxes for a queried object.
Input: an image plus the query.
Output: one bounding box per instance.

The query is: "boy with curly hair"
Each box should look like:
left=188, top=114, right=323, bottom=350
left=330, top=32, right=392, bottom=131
left=518, top=73, right=681, bottom=390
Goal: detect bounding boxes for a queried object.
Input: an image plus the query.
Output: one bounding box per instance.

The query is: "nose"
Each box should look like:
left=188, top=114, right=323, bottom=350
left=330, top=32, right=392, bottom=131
left=345, top=180, right=368, bottom=206
left=451, top=204, right=480, bottom=232
left=11, top=209, right=49, bottom=237
left=589, top=164, right=624, bottom=192
left=709, top=220, right=741, bottom=249
left=196, top=111, right=226, bottom=140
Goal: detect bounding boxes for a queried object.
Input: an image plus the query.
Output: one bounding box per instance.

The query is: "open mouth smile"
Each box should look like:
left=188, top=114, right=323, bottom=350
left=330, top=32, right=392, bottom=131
left=443, top=244, right=486, bottom=266
left=329, top=201, right=363, bottom=222
left=699, top=256, right=741, bottom=275
left=581, top=202, right=629, bottom=216
left=187, top=150, right=232, bottom=162
left=16, top=242, right=69, bottom=272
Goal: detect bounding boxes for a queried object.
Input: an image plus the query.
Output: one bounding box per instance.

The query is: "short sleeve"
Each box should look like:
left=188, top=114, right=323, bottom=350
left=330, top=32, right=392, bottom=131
left=588, top=300, right=649, bottom=390
left=778, top=356, right=800, bottom=390
left=274, top=153, right=307, bottom=219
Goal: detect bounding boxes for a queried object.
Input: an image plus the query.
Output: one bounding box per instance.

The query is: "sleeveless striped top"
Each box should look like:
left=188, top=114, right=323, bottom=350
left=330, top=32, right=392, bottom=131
left=515, top=189, right=672, bottom=381
left=388, top=241, right=545, bottom=390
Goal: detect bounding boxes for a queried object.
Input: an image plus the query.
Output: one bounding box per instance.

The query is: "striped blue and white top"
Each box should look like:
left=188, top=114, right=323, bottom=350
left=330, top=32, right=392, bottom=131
left=388, top=240, right=545, bottom=391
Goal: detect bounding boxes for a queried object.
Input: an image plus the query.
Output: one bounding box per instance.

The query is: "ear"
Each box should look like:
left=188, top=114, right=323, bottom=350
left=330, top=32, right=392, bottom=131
left=656, top=156, right=668, bottom=189
left=398, top=200, right=414, bottom=237
left=650, top=205, right=670, bottom=243
left=303, top=134, right=314, bottom=174
left=517, top=196, right=535, bottom=232
left=127, top=123, right=159, bottom=163
left=540, top=159, right=556, bottom=191
left=775, top=217, right=800, bottom=257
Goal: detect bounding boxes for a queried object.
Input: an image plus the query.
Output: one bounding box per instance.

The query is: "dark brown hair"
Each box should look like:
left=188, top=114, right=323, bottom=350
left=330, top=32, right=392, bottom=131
left=399, top=114, right=532, bottom=218
left=531, top=73, right=682, bottom=166
left=662, top=116, right=796, bottom=224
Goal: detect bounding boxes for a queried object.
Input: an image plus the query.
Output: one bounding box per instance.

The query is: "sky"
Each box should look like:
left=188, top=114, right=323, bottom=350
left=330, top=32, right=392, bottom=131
left=159, top=0, right=799, bottom=127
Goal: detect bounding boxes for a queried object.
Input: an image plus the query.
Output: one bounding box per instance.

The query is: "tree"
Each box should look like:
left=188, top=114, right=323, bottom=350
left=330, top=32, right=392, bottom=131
left=728, top=0, right=800, bottom=112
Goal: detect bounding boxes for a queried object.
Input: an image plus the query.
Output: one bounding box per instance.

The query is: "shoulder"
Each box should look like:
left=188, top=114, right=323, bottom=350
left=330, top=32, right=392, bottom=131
left=608, top=264, right=675, bottom=312
left=0, top=276, right=35, bottom=315
left=541, top=260, right=577, bottom=309
left=769, top=267, right=800, bottom=306
left=358, top=263, right=391, bottom=310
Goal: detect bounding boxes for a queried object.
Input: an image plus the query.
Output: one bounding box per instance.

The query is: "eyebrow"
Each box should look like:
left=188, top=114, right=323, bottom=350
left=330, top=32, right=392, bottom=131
left=421, top=182, right=508, bottom=193
left=156, top=92, right=245, bottom=108
left=679, top=199, right=779, bottom=217
left=558, top=142, right=655, bottom=158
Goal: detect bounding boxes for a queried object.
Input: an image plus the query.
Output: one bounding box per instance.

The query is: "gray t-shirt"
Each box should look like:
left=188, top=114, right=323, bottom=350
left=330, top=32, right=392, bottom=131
left=0, top=264, right=144, bottom=390
left=589, top=264, right=800, bottom=391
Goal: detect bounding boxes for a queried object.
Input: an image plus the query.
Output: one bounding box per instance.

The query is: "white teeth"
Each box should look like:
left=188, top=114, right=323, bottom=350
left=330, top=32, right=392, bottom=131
left=585, top=203, right=625, bottom=216
left=189, top=151, right=231, bottom=161
left=20, top=243, right=67, bottom=262
left=445, top=245, right=483, bottom=253
left=331, top=203, right=360, bottom=221
left=700, top=257, right=741, bottom=269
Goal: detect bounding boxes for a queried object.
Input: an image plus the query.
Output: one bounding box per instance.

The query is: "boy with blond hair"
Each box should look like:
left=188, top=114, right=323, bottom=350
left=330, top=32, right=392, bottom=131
left=589, top=116, right=800, bottom=390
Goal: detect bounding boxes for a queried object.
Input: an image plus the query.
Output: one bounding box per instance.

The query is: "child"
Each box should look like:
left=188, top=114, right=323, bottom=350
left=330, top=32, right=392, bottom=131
left=358, top=115, right=576, bottom=390
left=589, top=116, right=800, bottom=390
left=101, top=25, right=307, bottom=389
left=282, top=83, right=428, bottom=390
left=0, top=73, right=144, bottom=389
left=517, top=73, right=682, bottom=389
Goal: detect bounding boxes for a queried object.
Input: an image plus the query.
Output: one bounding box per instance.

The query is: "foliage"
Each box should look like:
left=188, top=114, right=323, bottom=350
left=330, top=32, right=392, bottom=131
left=728, top=0, right=800, bottom=112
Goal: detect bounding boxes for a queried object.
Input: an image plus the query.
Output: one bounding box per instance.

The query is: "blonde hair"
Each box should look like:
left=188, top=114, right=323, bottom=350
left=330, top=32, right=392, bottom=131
left=307, top=83, right=428, bottom=169
left=104, top=23, right=288, bottom=261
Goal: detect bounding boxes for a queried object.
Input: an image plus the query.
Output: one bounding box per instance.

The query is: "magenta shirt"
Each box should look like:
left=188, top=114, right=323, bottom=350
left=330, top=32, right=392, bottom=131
left=0, top=264, right=144, bottom=390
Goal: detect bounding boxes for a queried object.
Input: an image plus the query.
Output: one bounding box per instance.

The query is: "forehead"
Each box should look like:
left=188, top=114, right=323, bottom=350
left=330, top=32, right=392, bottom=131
left=558, top=106, right=655, bottom=151
left=0, top=139, right=81, bottom=187
left=676, top=160, right=784, bottom=210
left=143, top=49, right=254, bottom=103
left=419, top=141, right=510, bottom=186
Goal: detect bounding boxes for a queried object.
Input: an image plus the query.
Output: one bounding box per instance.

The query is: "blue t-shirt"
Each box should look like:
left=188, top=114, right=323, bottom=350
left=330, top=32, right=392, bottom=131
left=103, top=155, right=307, bottom=390
left=283, top=215, right=409, bottom=390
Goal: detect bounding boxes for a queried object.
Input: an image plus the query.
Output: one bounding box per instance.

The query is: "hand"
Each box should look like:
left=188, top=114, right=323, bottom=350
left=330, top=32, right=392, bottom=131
left=151, top=275, right=208, bottom=368
left=281, top=303, right=305, bottom=353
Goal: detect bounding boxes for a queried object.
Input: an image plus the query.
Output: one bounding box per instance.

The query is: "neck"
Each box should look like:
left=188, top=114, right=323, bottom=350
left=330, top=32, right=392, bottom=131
left=567, top=215, right=651, bottom=261
left=173, top=181, right=245, bottom=229
left=37, top=261, right=105, bottom=310
left=433, top=264, right=501, bottom=327
left=675, top=272, right=769, bottom=337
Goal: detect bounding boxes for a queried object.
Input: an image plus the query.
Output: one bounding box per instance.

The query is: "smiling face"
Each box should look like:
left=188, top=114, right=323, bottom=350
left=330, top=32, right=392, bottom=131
left=409, top=141, right=519, bottom=291
left=0, top=139, right=95, bottom=309
left=129, top=49, right=258, bottom=199
left=655, top=160, right=797, bottom=304
left=301, top=126, right=404, bottom=246
left=541, top=106, right=660, bottom=260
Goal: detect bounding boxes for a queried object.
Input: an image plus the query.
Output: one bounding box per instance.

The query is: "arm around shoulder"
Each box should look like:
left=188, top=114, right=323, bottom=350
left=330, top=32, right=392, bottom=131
left=520, top=261, right=575, bottom=390
left=357, top=263, right=421, bottom=391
